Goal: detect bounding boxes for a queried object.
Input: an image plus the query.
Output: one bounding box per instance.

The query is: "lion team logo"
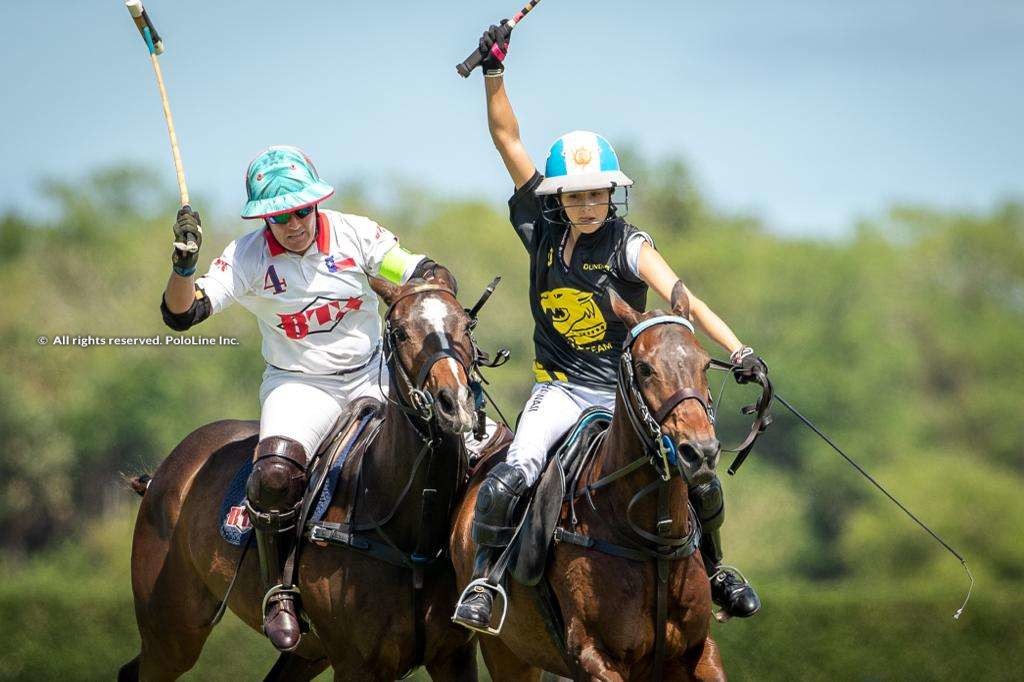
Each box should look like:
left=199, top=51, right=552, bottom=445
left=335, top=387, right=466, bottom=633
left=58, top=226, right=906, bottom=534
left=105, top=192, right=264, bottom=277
left=540, top=287, right=607, bottom=348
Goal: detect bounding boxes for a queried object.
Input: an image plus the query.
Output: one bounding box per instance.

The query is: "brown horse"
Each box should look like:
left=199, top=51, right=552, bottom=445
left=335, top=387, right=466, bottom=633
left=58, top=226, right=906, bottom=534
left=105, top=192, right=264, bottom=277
left=452, top=287, right=728, bottom=681
left=121, top=276, right=491, bottom=681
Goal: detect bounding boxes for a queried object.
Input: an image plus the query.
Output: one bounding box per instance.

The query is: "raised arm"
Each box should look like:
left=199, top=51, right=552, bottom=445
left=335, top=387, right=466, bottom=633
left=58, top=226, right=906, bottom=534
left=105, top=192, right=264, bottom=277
left=477, top=24, right=536, bottom=189
left=485, top=76, right=536, bottom=189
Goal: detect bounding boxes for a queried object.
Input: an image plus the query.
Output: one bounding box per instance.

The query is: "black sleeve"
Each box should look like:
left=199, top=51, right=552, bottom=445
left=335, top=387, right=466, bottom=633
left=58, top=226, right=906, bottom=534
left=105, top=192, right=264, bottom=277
left=160, top=286, right=213, bottom=331
left=508, top=171, right=545, bottom=250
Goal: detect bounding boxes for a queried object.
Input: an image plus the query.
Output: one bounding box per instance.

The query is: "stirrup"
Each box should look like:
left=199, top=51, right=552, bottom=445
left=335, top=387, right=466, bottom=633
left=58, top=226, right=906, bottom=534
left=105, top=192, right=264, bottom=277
left=452, top=578, right=508, bottom=636
left=261, top=584, right=301, bottom=622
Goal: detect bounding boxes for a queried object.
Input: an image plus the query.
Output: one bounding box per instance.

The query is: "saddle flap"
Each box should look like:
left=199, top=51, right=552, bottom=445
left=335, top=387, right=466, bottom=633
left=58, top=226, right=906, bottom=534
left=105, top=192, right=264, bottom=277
left=508, top=407, right=612, bottom=586
left=509, top=455, right=565, bottom=586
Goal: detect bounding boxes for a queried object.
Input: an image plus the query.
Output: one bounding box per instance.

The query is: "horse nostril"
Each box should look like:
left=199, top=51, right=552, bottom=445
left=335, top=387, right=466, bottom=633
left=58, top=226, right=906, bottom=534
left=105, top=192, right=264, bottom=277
left=702, top=438, right=721, bottom=458
left=699, top=438, right=721, bottom=467
left=436, top=389, right=456, bottom=417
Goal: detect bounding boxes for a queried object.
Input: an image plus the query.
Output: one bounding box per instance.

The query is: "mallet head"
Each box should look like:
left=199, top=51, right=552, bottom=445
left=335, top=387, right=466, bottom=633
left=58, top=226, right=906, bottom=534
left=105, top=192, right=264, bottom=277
left=126, top=0, right=165, bottom=55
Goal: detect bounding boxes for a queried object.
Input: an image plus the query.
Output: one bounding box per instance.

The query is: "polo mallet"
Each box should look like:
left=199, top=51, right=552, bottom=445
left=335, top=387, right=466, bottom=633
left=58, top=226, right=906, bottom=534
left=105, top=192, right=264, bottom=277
left=125, top=0, right=197, bottom=252
left=456, top=0, right=543, bottom=77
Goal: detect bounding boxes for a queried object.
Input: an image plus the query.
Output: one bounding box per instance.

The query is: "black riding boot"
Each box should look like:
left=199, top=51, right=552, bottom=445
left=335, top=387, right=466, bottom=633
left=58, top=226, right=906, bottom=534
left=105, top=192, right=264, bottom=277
left=246, top=436, right=308, bottom=652
left=691, top=476, right=761, bottom=618
left=453, top=462, right=528, bottom=634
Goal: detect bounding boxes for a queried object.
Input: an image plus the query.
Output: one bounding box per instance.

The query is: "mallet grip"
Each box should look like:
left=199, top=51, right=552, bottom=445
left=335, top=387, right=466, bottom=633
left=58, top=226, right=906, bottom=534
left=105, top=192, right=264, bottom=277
left=126, top=0, right=164, bottom=54
left=456, top=0, right=541, bottom=78
left=456, top=16, right=518, bottom=79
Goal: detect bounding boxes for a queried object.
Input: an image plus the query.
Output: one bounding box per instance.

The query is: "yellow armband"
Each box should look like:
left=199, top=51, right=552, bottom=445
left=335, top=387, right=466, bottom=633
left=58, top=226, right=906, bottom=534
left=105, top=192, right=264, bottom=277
left=379, top=245, right=424, bottom=284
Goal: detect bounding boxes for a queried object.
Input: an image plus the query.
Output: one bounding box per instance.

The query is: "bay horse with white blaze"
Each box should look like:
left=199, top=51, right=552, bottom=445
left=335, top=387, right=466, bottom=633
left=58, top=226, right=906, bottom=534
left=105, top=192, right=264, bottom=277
left=452, top=287, right=729, bottom=681
left=121, top=275, right=495, bottom=681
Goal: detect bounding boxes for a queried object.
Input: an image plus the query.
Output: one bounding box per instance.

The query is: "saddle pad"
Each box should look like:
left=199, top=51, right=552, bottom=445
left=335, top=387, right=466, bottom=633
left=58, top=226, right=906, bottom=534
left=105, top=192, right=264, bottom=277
left=218, top=410, right=376, bottom=546
left=309, top=410, right=376, bottom=523
left=219, top=458, right=255, bottom=546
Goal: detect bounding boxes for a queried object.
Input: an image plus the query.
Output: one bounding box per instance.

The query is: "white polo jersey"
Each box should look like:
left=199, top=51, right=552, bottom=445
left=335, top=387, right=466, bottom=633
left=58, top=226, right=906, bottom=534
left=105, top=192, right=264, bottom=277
left=196, top=210, right=414, bottom=375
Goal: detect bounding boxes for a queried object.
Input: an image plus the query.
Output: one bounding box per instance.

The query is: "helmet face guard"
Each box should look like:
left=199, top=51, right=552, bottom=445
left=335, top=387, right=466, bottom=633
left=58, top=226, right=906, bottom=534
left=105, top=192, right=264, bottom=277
left=540, top=184, right=631, bottom=227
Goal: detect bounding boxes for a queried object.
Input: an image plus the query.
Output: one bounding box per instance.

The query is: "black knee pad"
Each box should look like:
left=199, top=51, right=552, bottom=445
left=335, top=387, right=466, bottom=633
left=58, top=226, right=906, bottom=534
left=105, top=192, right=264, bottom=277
left=472, top=462, right=528, bottom=547
left=690, top=475, right=725, bottom=532
left=246, top=437, right=308, bottom=516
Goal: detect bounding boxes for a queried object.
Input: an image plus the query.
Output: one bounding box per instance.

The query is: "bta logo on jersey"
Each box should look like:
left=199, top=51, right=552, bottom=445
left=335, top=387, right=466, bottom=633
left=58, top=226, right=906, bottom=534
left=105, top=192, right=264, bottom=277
left=277, top=296, right=363, bottom=340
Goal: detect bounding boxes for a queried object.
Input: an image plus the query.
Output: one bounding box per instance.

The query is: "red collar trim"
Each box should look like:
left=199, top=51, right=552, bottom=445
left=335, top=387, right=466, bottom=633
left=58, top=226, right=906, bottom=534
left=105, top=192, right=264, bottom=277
left=262, top=211, right=330, bottom=257
left=262, top=226, right=286, bottom=256
left=315, top=211, right=330, bottom=254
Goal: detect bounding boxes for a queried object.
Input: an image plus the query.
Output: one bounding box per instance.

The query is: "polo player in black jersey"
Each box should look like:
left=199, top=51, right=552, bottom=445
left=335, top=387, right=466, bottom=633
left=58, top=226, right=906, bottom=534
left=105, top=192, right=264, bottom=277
left=452, top=23, right=768, bottom=632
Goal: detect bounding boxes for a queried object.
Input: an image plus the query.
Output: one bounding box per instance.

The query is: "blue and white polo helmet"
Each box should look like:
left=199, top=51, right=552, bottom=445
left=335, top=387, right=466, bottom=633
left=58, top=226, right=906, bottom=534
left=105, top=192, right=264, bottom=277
left=536, top=130, right=633, bottom=196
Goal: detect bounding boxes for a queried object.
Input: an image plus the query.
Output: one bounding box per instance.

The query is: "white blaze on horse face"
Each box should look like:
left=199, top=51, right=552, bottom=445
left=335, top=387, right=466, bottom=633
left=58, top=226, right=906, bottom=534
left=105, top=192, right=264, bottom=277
left=417, top=296, right=474, bottom=426
left=418, top=297, right=462, bottom=382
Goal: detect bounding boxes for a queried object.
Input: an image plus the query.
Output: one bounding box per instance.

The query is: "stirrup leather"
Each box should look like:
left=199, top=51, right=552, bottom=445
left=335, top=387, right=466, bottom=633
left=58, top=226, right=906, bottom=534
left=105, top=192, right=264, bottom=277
left=452, top=578, right=509, bottom=636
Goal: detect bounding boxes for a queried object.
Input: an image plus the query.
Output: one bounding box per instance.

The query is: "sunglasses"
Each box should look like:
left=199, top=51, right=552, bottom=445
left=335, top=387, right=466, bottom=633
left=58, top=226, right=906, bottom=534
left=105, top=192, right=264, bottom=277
left=266, top=206, right=315, bottom=225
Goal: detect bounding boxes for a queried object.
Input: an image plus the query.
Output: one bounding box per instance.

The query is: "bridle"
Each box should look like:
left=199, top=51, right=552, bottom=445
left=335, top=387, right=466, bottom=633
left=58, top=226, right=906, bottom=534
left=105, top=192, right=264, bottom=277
left=617, top=315, right=718, bottom=483
left=611, top=314, right=775, bottom=483
left=379, top=279, right=509, bottom=429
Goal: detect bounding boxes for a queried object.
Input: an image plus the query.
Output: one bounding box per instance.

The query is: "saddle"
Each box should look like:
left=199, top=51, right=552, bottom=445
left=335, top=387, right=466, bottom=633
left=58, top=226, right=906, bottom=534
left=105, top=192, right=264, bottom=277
left=218, top=397, right=385, bottom=546
left=508, top=407, right=612, bottom=586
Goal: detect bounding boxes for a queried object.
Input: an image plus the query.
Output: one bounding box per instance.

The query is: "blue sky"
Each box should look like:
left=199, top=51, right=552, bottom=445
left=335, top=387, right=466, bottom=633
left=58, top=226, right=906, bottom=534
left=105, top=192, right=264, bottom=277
left=3, top=1, right=1021, bottom=235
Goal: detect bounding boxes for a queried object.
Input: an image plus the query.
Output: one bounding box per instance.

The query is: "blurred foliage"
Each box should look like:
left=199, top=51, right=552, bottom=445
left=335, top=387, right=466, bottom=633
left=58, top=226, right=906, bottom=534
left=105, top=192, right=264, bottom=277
left=1, top=158, right=1022, bottom=678
left=2, top=511, right=1019, bottom=681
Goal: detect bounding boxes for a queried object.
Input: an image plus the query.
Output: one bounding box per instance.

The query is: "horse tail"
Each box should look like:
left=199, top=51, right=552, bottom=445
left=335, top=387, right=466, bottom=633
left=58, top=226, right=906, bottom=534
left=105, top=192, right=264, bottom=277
left=124, top=473, right=152, bottom=497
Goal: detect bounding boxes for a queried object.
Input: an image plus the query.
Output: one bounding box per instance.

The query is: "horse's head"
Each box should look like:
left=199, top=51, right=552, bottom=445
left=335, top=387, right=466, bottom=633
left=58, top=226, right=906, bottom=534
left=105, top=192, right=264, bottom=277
left=371, top=273, right=477, bottom=435
left=611, top=282, right=720, bottom=485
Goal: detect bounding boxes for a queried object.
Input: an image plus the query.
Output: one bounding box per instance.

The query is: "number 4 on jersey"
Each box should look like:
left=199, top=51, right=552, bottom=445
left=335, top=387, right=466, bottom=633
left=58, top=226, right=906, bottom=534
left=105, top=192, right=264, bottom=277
left=264, top=265, right=287, bottom=294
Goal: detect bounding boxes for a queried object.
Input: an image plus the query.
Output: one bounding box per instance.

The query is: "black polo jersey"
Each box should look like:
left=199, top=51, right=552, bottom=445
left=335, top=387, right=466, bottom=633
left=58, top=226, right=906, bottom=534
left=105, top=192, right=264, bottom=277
left=510, top=172, right=649, bottom=390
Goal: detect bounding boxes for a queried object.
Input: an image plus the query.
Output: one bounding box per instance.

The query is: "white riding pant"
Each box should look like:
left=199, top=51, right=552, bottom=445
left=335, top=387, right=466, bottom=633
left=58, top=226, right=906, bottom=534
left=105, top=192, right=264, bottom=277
left=506, top=381, right=616, bottom=488
left=258, top=356, right=388, bottom=458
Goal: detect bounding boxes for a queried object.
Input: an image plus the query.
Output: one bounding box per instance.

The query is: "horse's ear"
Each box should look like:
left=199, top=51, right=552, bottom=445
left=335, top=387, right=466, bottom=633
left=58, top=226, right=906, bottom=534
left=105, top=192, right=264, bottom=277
left=609, top=290, right=643, bottom=329
left=369, top=276, right=401, bottom=305
left=670, top=280, right=691, bottom=320
left=426, top=265, right=458, bottom=295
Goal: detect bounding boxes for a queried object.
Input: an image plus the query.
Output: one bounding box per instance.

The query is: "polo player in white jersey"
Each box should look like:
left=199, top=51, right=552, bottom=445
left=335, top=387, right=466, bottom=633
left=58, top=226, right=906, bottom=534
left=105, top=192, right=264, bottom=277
left=160, top=145, right=464, bottom=652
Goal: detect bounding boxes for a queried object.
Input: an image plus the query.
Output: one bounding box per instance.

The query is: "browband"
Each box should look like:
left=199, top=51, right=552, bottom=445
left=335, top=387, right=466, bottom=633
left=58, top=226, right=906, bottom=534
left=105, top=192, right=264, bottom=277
left=625, top=315, right=694, bottom=346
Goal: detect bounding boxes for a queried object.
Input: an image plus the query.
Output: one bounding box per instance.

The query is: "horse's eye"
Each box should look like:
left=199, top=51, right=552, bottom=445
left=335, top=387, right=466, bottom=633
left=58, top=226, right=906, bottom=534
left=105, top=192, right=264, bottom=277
left=393, top=327, right=409, bottom=343
left=636, top=361, right=655, bottom=379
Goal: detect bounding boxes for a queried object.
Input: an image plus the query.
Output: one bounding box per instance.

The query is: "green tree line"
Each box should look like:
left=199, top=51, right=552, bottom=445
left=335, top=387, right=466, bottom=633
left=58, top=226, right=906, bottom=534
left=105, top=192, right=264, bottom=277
left=1, top=157, right=1021, bottom=678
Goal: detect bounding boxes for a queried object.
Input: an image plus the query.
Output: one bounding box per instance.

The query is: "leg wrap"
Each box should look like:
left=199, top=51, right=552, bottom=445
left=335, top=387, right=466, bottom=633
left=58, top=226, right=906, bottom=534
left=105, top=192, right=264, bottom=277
left=471, top=463, right=528, bottom=548
left=691, top=475, right=725, bottom=571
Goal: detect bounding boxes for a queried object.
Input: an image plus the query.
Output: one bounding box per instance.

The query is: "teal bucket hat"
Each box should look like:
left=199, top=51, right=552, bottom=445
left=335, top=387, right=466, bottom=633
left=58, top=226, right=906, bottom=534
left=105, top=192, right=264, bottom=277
left=241, top=145, right=335, bottom=219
